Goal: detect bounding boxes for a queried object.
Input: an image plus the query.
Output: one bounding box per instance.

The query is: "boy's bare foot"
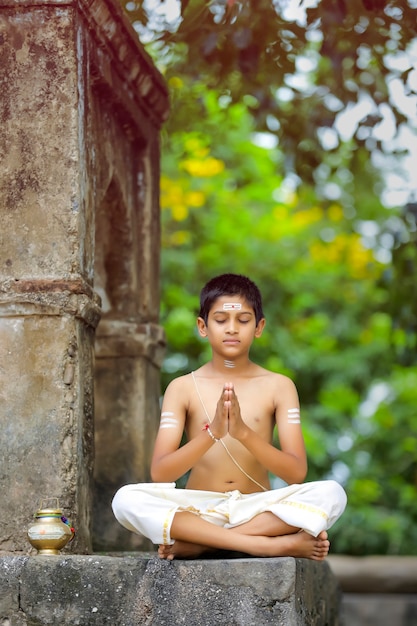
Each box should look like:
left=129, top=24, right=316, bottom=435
left=158, top=530, right=330, bottom=561
left=158, top=540, right=212, bottom=560
left=265, top=530, right=330, bottom=561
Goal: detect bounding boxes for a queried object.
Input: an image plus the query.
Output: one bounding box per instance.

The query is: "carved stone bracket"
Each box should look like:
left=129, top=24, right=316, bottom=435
left=0, top=278, right=102, bottom=328
left=96, top=319, right=166, bottom=367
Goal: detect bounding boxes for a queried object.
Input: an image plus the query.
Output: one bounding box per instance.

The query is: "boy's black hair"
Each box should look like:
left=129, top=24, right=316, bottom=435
left=199, top=273, right=264, bottom=324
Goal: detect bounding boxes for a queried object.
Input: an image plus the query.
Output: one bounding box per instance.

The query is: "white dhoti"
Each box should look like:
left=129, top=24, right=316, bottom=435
left=112, top=480, right=347, bottom=545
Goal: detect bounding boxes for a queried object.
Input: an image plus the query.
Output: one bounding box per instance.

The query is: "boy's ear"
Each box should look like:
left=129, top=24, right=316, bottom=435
left=254, top=318, right=266, bottom=338
left=197, top=317, right=208, bottom=337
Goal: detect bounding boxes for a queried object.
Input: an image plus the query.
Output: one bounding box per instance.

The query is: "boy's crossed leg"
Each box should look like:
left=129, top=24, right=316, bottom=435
left=157, top=510, right=330, bottom=561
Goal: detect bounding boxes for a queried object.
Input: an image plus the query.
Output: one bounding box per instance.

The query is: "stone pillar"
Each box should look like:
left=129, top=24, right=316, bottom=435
left=0, top=0, right=169, bottom=553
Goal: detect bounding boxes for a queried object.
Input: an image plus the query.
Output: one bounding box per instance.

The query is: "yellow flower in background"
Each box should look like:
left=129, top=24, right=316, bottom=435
left=347, top=235, right=375, bottom=278
left=169, top=231, right=190, bottom=246
left=267, top=204, right=323, bottom=239
left=309, top=233, right=378, bottom=279
left=185, top=191, right=205, bottom=207
left=180, top=157, right=225, bottom=177
left=293, top=206, right=323, bottom=228
left=171, top=204, right=188, bottom=221
left=168, top=76, right=184, bottom=89
left=183, top=138, right=209, bottom=158
left=160, top=176, right=206, bottom=220
left=328, top=203, right=344, bottom=222
left=160, top=177, right=184, bottom=209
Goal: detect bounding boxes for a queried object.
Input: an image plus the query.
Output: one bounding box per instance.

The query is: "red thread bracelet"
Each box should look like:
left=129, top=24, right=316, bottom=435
left=203, top=423, right=220, bottom=442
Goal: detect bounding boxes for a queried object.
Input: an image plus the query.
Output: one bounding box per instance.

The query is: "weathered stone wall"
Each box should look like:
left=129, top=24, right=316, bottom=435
left=0, top=0, right=168, bottom=554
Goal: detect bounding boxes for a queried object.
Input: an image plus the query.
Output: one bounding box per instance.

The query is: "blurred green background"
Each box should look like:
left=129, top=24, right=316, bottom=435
left=123, top=0, right=417, bottom=555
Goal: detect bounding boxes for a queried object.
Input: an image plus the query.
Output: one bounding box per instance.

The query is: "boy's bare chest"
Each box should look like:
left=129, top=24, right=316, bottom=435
left=188, top=380, right=275, bottom=431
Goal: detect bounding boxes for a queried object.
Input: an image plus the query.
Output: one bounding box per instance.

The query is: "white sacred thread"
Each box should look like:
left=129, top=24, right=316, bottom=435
left=287, top=408, right=301, bottom=424
left=160, top=412, right=178, bottom=429
left=223, top=303, right=242, bottom=310
left=224, top=360, right=235, bottom=368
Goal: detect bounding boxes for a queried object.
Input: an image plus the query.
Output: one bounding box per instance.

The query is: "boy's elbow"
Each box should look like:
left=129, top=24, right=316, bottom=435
left=298, top=469, right=308, bottom=484
left=150, top=459, right=161, bottom=482
left=150, top=465, right=161, bottom=483
left=150, top=461, right=172, bottom=483
left=297, top=462, right=308, bottom=484
left=289, top=460, right=307, bottom=485
left=287, top=469, right=307, bottom=485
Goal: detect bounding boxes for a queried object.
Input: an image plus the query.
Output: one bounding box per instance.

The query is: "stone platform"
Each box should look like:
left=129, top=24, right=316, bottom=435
left=328, top=555, right=417, bottom=626
left=0, top=554, right=341, bottom=625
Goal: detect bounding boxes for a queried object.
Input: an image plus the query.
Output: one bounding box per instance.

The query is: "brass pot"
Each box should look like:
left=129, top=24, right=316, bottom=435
left=28, top=500, right=74, bottom=555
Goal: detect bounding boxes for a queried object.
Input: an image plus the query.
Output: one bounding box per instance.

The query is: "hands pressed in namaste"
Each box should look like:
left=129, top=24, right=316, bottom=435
left=210, top=383, right=248, bottom=441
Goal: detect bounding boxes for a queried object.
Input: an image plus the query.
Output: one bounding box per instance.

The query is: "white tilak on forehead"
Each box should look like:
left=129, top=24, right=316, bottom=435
left=160, top=411, right=178, bottom=429
left=223, top=303, right=242, bottom=310
left=287, top=408, right=301, bottom=424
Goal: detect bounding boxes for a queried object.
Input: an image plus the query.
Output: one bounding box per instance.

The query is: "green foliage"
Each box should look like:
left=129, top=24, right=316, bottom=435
left=127, top=0, right=417, bottom=184
left=334, top=366, right=417, bottom=554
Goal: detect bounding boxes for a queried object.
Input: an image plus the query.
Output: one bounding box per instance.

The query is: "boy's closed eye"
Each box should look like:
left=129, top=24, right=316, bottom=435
left=214, top=318, right=251, bottom=324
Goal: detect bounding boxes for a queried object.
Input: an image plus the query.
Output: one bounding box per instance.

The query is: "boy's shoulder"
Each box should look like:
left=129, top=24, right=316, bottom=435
left=165, top=372, right=195, bottom=393
left=251, top=363, right=295, bottom=384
